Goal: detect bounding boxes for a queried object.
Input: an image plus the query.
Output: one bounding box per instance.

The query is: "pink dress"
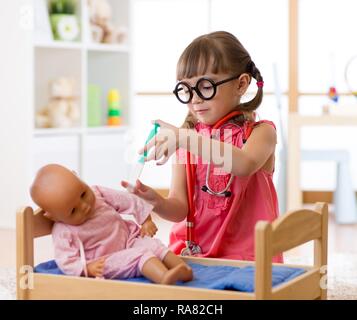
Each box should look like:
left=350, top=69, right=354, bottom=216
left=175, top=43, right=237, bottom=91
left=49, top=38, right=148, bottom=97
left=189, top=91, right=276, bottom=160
left=170, top=120, right=283, bottom=263
left=52, top=186, right=169, bottom=279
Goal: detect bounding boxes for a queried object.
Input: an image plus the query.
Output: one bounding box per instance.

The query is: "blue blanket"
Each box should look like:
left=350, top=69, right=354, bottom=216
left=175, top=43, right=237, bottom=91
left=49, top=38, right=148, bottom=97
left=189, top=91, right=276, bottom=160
left=35, top=260, right=305, bottom=292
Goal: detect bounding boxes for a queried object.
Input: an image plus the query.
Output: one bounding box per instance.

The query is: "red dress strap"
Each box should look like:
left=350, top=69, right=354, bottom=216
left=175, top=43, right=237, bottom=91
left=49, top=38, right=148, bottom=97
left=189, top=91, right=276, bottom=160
left=243, top=120, right=276, bottom=143
left=253, top=120, right=276, bottom=130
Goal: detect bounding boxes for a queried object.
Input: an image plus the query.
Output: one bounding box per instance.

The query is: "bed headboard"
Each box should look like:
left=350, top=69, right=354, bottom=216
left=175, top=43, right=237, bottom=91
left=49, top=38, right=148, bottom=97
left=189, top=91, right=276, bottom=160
left=16, top=207, right=53, bottom=269
left=254, top=202, right=328, bottom=299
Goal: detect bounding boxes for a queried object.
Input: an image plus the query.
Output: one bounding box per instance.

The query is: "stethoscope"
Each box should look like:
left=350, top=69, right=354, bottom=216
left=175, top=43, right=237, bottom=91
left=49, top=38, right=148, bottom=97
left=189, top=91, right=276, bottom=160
left=201, top=121, right=241, bottom=198
left=181, top=110, right=254, bottom=256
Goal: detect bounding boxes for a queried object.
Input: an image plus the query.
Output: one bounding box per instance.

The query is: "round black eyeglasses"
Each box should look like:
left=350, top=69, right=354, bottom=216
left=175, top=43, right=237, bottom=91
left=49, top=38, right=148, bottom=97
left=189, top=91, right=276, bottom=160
left=173, top=75, right=240, bottom=104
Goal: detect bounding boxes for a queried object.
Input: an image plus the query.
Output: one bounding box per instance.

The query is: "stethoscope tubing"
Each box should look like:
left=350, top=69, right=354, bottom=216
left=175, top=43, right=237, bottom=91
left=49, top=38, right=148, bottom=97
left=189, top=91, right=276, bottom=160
left=183, top=110, right=248, bottom=253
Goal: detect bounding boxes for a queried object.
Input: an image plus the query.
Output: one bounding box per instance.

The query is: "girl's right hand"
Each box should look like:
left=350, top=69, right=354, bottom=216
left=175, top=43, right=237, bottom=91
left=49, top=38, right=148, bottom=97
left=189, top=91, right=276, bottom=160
left=121, top=179, right=162, bottom=211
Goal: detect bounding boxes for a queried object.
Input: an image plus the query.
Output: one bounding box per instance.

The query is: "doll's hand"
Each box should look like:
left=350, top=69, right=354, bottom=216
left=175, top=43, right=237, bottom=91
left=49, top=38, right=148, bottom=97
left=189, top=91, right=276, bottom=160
left=140, top=216, right=158, bottom=238
left=121, top=179, right=163, bottom=211
left=140, top=120, right=181, bottom=166
left=87, top=257, right=106, bottom=278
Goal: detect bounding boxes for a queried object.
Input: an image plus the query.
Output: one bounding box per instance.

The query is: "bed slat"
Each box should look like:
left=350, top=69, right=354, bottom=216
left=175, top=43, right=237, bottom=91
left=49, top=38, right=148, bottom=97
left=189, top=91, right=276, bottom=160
left=271, top=209, right=322, bottom=256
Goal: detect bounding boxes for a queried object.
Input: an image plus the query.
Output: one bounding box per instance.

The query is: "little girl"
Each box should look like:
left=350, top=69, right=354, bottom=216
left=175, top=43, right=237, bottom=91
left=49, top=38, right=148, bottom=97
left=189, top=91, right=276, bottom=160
left=122, top=31, right=282, bottom=263
left=30, top=164, right=193, bottom=284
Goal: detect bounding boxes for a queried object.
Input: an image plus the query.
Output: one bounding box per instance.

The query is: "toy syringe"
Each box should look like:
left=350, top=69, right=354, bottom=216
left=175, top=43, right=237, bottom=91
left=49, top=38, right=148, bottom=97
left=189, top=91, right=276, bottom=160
left=127, top=123, right=160, bottom=190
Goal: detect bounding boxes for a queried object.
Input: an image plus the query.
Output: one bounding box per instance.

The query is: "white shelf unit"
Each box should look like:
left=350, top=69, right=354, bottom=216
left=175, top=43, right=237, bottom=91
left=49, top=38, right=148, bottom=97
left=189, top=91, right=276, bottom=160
left=32, top=0, right=132, bottom=189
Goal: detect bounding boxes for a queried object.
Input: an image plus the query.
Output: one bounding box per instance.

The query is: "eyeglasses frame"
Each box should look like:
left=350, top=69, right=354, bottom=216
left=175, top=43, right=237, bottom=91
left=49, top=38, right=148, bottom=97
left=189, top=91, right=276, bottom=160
left=173, top=74, right=240, bottom=104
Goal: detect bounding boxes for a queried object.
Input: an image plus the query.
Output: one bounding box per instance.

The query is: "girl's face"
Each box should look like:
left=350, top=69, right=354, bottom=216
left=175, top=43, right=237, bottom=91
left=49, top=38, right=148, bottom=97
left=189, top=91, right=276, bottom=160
left=181, top=72, right=250, bottom=125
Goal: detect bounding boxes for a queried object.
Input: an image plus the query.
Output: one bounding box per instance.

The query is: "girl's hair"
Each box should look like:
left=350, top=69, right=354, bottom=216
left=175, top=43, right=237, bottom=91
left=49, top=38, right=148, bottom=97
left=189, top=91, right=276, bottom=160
left=177, top=31, right=263, bottom=128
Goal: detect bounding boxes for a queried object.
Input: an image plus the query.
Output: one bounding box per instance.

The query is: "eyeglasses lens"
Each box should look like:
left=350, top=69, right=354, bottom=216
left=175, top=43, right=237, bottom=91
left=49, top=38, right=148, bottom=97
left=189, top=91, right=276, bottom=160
left=176, top=83, right=191, bottom=103
left=197, top=78, right=215, bottom=99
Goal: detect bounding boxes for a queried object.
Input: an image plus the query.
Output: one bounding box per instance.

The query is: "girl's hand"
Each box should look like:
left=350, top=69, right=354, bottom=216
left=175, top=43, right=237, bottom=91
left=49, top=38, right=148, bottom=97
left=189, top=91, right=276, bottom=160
left=121, top=179, right=163, bottom=211
left=87, top=257, right=106, bottom=278
left=140, top=216, right=158, bottom=238
left=140, top=120, right=181, bottom=166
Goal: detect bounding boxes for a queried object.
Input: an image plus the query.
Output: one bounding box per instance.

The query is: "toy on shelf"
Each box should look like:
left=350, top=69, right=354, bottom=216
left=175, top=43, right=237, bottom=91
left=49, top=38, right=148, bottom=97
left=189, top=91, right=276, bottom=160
left=87, top=84, right=102, bottom=127
left=327, top=53, right=339, bottom=103
left=87, top=0, right=127, bottom=44
left=328, top=86, right=339, bottom=103
left=49, top=0, right=80, bottom=42
left=36, top=77, right=80, bottom=128
left=107, top=89, right=122, bottom=126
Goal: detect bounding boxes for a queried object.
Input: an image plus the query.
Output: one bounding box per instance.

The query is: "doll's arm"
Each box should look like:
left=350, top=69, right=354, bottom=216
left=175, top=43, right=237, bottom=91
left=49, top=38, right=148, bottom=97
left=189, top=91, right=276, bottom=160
left=95, top=186, right=154, bottom=225
left=52, top=224, right=84, bottom=276
left=87, top=257, right=106, bottom=278
left=139, top=215, right=158, bottom=237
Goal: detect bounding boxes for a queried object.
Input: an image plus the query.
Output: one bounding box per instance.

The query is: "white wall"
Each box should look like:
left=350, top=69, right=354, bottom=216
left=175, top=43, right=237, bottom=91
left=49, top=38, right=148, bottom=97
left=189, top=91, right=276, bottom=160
left=132, top=0, right=357, bottom=194
left=0, top=0, right=32, bottom=228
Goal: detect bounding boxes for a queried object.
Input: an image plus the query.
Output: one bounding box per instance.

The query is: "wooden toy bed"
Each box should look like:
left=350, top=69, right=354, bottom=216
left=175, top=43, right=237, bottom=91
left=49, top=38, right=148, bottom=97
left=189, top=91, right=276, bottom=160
left=16, top=202, right=328, bottom=300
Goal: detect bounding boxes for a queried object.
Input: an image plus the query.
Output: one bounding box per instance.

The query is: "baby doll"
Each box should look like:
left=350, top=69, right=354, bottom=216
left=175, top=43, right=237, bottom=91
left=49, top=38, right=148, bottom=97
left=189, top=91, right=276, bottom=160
left=30, top=164, right=193, bottom=285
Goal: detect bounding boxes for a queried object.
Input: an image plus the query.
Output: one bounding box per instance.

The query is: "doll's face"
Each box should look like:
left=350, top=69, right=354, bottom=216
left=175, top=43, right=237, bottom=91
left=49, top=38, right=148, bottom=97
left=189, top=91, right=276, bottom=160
left=30, top=164, right=96, bottom=226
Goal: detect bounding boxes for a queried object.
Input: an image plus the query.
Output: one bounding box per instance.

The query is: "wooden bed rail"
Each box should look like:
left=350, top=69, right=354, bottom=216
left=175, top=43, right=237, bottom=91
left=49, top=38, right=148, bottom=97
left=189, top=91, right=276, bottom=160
left=16, top=207, right=53, bottom=300
left=255, top=202, right=328, bottom=299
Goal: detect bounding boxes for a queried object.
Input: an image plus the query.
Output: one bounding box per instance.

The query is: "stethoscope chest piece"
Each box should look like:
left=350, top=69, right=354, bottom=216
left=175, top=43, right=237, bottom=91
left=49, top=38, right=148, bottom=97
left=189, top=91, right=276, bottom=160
left=199, top=121, right=242, bottom=198
left=201, top=185, right=232, bottom=197
left=181, top=241, right=202, bottom=256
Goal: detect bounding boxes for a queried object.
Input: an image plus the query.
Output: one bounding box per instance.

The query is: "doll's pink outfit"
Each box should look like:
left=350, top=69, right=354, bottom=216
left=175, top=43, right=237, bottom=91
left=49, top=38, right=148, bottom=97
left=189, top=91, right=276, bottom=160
left=52, top=186, right=169, bottom=279
left=170, top=120, right=283, bottom=263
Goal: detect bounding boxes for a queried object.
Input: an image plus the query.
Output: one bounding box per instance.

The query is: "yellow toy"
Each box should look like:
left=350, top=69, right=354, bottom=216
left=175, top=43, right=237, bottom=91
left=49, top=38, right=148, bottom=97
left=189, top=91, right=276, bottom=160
left=107, top=89, right=121, bottom=126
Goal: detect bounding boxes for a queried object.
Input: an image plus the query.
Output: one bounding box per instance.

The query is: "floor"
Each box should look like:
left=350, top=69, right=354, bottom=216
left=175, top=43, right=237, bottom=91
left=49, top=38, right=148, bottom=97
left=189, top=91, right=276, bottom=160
left=1, top=206, right=357, bottom=299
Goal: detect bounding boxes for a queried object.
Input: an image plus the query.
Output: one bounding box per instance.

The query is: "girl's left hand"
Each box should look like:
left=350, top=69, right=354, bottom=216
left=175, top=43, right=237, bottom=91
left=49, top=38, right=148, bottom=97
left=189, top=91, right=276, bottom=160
left=139, top=119, right=180, bottom=165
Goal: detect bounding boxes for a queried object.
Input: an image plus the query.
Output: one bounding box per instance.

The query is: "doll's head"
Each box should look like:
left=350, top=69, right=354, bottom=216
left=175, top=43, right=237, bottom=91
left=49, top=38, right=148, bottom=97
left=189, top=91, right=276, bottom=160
left=30, top=164, right=96, bottom=225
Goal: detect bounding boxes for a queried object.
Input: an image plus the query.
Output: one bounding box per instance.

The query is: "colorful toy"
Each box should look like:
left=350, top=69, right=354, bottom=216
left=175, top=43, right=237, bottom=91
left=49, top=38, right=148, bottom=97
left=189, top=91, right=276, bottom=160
left=328, top=86, right=339, bottom=103
left=107, top=89, right=121, bottom=126
left=87, top=84, right=102, bottom=127
left=49, top=0, right=80, bottom=42
left=328, top=53, right=339, bottom=103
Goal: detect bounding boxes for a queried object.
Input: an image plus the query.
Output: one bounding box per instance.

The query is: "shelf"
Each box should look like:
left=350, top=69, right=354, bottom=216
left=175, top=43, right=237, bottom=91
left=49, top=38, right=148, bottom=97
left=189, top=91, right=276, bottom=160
left=86, top=43, right=130, bottom=53
left=32, top=0, right=131, bottom=188
left=34, top=41, right=82, bottom=50
left=34, top=127, right=82, bottom=136
left=290, top=114, right=357, bottom=126
left=34, top=41, right=130, bottom=53
left=34, top=126, right=128, bottom=137
left=85, top=126, right=128, bottom=134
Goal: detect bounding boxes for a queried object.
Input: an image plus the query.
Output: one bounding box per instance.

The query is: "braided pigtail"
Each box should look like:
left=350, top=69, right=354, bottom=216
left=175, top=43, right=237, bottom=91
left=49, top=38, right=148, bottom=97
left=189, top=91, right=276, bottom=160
left=238, top=60, right=264, bottom=112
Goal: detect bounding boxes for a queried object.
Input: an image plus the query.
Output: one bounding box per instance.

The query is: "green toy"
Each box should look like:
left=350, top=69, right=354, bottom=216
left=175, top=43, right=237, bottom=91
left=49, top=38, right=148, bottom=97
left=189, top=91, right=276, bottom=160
left=87, top=84, right=102, bottom=127
left=49, top=0, right=80, bottom=41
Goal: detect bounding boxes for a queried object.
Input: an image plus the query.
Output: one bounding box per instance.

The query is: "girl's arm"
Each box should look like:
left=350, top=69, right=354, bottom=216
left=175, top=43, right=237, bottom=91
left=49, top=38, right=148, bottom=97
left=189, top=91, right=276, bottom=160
left=184, top=122, right=276, bottom=177
left=122, top=163, right=188, bottom=223
left=143, top=120, right=276, bottom=177
left=156, top=162, right=188, bottom=222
